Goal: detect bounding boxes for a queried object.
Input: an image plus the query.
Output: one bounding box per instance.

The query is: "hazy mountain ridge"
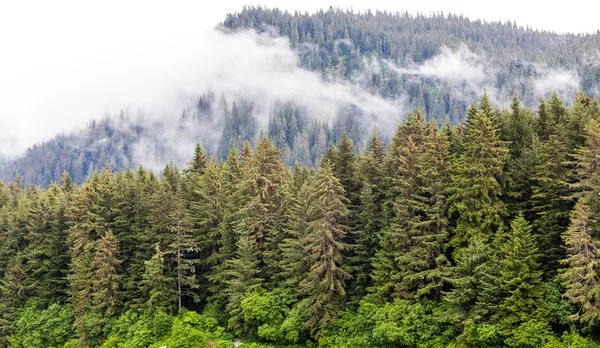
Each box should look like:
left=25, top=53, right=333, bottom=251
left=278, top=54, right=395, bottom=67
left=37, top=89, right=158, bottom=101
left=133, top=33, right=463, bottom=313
left=2, top=7, right=600, bottom=187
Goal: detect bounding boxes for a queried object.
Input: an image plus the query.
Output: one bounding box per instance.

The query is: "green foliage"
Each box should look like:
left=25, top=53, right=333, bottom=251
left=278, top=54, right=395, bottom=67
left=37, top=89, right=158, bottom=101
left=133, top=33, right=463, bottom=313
left=9, top=303, right=75, bottom=348
left=3, top=77, right=600, bottom=347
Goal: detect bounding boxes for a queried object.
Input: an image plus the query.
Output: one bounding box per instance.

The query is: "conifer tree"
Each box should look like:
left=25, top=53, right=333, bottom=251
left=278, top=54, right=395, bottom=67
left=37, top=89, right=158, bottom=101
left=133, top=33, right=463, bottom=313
left=278, top=171, right=312, bottom=293
left=536, top=97, right=552, bottom=141
left=150, top=166, right=199, bottom=311
left=560, top=199, right=600, bottom=324
left=189, top=157, right=223, bottom=301
left=234, top=137, right=285, bottom=284
left=211, top=230, right=262, bottom=334
left=448, top=110, right=508, bottom=255
left=500, top=95, right=537, bottom=218
left=445, top=238, right=497, bottom=329
left=140, top=244, right=172, bottom=313
left=571, top=119, right=600, bottom=227
left=332, top=133, right=359, bottom=203
left=300, top=164, right=350, bottom=337
left=187, top=143, right=208, bottom=176
left=91, top=230, right=122, bottom=317
left=350, top=130, right=387, bottom=297
left=22, top=188, right=53, bottom=302
left=66, top=184, right=97, bottom=343
left=0, top=261, right=29, bottom=347
left=530, top=133, right=572, bottom=275
left=373, top=119, right=449, bottom=300
left=496, top=214, right=545, bottom=332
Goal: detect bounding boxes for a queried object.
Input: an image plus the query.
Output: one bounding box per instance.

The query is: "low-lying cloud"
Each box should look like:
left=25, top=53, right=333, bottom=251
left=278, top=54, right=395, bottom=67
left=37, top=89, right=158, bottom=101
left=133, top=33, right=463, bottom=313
left=389, top=44, right=489, bottom=85
left=532, top=69, right=580, bottom=96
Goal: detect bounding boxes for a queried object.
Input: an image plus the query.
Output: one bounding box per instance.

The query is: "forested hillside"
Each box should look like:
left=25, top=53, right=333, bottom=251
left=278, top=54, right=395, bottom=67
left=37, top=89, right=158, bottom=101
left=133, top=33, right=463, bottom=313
left=2, top=7, right=600, bottom=187
left=2, top=91, right=600, bottom=347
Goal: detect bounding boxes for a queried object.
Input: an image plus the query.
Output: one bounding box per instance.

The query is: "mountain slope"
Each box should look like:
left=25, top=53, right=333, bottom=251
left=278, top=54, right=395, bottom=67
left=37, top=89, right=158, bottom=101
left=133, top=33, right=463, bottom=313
left=2, top=7, right=600, bottom=186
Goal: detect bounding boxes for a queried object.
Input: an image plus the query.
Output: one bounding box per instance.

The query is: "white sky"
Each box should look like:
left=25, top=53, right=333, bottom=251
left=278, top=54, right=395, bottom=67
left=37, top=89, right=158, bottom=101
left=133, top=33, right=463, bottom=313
left=0, top=0, right=599, bottom=156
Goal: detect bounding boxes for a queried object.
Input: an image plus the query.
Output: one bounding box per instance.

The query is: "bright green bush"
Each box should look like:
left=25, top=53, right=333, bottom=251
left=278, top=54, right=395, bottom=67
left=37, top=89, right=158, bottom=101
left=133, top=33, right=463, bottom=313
left=9, top=303, right=75, bottom=348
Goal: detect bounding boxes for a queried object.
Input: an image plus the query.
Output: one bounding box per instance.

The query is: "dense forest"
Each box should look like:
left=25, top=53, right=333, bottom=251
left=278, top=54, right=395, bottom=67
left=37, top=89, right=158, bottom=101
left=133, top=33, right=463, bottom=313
left=2, top=90, right=600, bottom=347
left=2, top=7, right=600, bottom=187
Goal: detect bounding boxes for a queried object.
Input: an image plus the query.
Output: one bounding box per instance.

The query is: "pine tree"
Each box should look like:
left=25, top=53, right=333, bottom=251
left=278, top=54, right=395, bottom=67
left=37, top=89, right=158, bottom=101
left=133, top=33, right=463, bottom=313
left=186, top=143, right=208, bottom=176
left=0, top=261, right=29, bottom=347
left=560, top=199, right=600, bottom=324
left=91, top=230, right=122, bottom=317
left=496, top=214, right=545, bottom=332
left=210, top=231, right=262, bottom=334
left=300, top=164, right=350, bottom=337
left=189, top=157, right=223, bottom=301
left=530, top=133, right=572, bottom=276
left=149, top=166, right=199, bottom=311
left=373, top=120, right=449, bottom=300
left=448, top=110, right=508, bottom=256
left=140, top=244, right=172, bottom=313
left=571, top=119, right=600, bottom=230
left=66, top=184, right=97, bottom=344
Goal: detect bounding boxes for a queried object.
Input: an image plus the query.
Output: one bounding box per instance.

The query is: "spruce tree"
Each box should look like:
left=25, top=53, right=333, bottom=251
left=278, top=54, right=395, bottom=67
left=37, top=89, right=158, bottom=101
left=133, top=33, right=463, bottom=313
left=447, top=110, right=508, bottom=256
left=571, top=119, right=600, bottom=231
left=66, top=184, right=97, bottom=344
left=560, top=199, right=600, bottom=324
left=235, top=137, right=285, bottom=284
left=496, top=214, right=545, bottom=332
left=530, top=133, right=572, bottom=276
left=91, top=230, right=122, bottom=317
left=149, top=166, right=199, bottom=311
left=210, top=230, right=262, bottom=334
left=189, top=157, right=223, bottom=301
left=373, top=119, right=449, bottom=300
left=140, top=244, right=172, bottom=313
left=300, top=164, right=350, bottom=337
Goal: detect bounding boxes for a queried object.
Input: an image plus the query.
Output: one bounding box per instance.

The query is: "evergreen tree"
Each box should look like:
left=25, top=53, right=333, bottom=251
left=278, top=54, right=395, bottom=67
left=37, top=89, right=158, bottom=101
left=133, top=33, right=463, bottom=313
left=560, top=199, right=600, bottom=324
left=571, top=119, right=600, bottom=227
left=496, top=214, right=545, bottom=332
left=149, top=166, right=199, bottom=311
left=66, top=184, right=97, bottom=344
left=445, top=238, right=498, bottom=331
left=530, top=133, right=573, bottom=276
left=373, top=120, right=449, bottom=300
left=186, top=143, right=208, bottom=176
left=140, top=244, right=172, bottom=313
left=0, top=261, right=29, bottom=347
left=300, top=164, right=350, bottom=337
left=91, top=230, right=122, bottom=317
left=189, top=157, right=223, bottom=301
left=234, top=137, right=285, bottom=284
left=500, top=95, right=537, bottom=218
left=448, top=110, right=508, bottom=256
left=210, top=230, right=262, bottom=334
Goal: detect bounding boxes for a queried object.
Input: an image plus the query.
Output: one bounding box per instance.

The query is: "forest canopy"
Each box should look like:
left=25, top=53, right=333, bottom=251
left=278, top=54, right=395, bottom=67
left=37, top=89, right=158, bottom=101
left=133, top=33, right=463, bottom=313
left=2, top=91, right=600, bottom=347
